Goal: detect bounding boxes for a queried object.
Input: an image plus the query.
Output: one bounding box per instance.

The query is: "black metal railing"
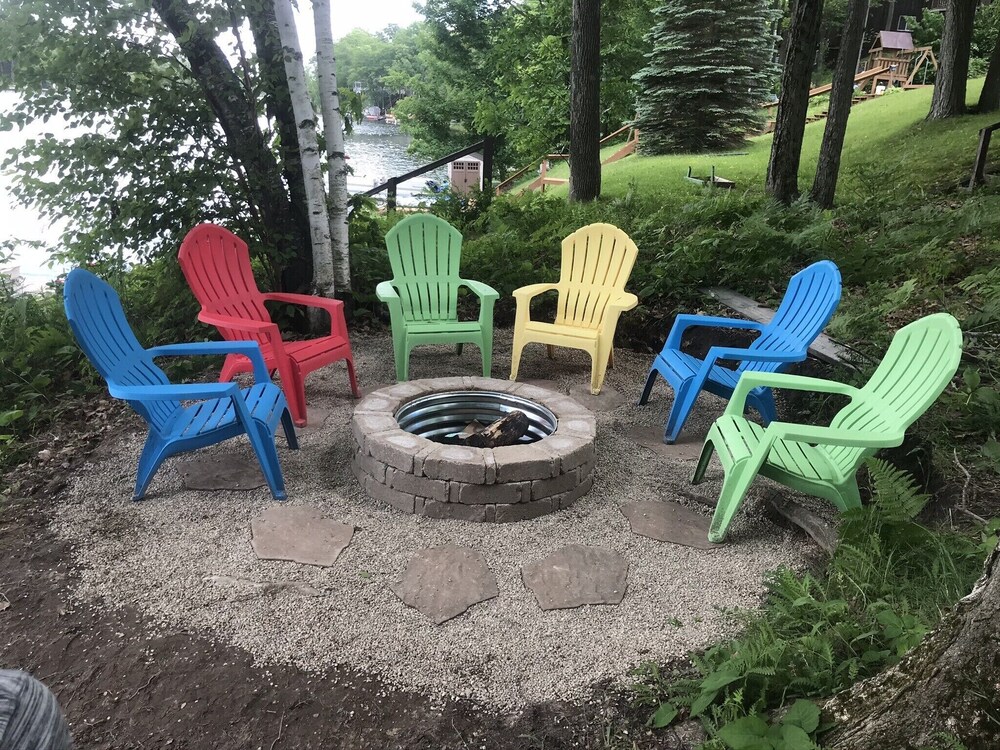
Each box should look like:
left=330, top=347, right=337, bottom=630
left=361, top=136, right=495, bottom=211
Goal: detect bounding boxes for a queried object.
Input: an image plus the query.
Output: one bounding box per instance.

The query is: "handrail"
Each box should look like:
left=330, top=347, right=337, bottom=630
left=362, top=136, right=494, bottom=210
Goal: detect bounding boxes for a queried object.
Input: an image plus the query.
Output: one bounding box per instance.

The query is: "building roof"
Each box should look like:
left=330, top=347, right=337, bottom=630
left=877, top=30, right=914, bottom=51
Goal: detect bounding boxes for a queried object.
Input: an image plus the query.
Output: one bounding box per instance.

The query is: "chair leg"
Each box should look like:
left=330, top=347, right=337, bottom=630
left=637, top=369, right=658, bottom=406
left=219, top=354, right=241, bottom=383
left=344, top=355, right=361, bottom=398
left=708, top=463, right=758, bottom=543
left=134, top=434, right=169, bottom=501
left=280, top=365, right=307, bottom=428
left=590, top=345, right=612, bottom=395
left=391, top=331, right=408, bottom=383
left=510, top=335, right=526, bottom=381
left=664, top=380, right=698, bottom=444
left=607, top=348, right=615, bottom=370
left=456, top=343, right=464, bottom=356
left=247, top=422, right=287, bottom=501
left=691, top=439, right=715, bottom=485
left=749, top=388, right=778, bottom=426
left=281, top=409, right=299, bottom=450
left=402, top=342, right=413, bottom=382
left=835, top=480, right=863, bottom=512
left=481, top=333, right=493, bottom=378
left=546, top=344, right=555, bottom=359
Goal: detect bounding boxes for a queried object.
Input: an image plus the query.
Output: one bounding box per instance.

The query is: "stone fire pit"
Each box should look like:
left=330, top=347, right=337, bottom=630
left=350, top=377, right=596, bottom=522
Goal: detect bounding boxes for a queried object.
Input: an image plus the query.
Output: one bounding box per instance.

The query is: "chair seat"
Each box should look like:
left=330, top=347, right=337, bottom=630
left=655, top=350, right=742, bottom=391
left=523, top=321, right=600, bottom=342
left=404, top=320, right=484, bottom=335
left=170, top=383, right=288, bottom=439
left=709, top=415, right=838, bottom=482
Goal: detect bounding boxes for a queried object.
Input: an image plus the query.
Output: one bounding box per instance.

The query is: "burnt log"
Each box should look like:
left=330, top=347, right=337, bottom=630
left=462, top=411, right=530, bottom=448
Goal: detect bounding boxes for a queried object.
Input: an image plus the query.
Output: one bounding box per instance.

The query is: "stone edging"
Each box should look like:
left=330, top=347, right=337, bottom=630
left=350, top=377, right=597, bottom=522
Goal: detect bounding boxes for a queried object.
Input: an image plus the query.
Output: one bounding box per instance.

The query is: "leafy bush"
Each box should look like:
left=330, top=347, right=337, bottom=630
left=636, top=460, right=990, bottom=748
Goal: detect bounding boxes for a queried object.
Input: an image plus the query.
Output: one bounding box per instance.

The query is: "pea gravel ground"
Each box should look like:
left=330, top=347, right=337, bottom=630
left=53, top=328, right=811, bottom=709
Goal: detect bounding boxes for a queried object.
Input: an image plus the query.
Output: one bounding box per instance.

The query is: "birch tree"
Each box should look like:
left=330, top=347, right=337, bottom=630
left=273, top=0, right=335, bottom=300
left=312, top=0, right=352, bottom=297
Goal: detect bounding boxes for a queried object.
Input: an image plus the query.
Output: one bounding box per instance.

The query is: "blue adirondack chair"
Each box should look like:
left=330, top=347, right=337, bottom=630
left=638, top=260, right=842, bottom=444
left=63, top=269, right=298, bottom=501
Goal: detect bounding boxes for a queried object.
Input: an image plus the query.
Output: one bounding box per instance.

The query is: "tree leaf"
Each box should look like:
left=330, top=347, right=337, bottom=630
left=700, top=669, right=743, bottom=691
left=689, top=689, right=718, bottom=717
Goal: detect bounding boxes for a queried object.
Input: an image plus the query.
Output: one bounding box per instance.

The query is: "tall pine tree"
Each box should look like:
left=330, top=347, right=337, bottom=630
left=633, top=0, right=778, bottom=154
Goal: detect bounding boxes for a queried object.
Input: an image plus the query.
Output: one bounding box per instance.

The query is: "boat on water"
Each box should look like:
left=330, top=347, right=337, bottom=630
left=385, top=114, right=398, bottom=125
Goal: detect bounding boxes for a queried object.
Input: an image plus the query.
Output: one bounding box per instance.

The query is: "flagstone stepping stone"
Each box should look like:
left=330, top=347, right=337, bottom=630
left=624, top=424, right=706, bottom=461
left=521, top=544, right=628, bottom=610
left=251, top=505, right=354, bottom=567
left=522, top=378, right=564, bottom=392
left=176, top=454, right=265, bottom=491
left=621, top=500, right=717, bottom=550
left=391, top=545, right=499, bottom=625
left=296, top=406, right=332, bottom=432
left=568, top=384, right=625, bottom=412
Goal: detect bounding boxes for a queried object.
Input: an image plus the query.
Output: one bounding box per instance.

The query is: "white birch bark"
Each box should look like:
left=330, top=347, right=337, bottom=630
left=312, top=0, right=352, bottom=294
left=272, top=0, right=335, bottom=299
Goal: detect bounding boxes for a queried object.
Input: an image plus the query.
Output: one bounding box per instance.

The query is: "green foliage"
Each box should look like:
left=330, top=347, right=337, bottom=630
left=634, top=0, right=779, bottom=154
left=635, top=459, right=989, bottom=746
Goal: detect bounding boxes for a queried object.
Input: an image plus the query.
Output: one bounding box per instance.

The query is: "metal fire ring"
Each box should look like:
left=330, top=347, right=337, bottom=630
left=395, top=390, right=557, bottom=444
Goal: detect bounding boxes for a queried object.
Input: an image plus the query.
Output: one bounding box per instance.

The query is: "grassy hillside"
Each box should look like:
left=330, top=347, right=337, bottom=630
left=536, top=80, right=996, bottom=204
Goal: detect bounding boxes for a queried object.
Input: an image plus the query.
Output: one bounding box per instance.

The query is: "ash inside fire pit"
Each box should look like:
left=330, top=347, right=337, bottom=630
left=395, top=391, right=556, bottom=446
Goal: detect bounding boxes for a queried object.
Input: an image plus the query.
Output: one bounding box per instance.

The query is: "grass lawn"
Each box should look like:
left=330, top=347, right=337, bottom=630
left=532, top=80, right=997, bottom=205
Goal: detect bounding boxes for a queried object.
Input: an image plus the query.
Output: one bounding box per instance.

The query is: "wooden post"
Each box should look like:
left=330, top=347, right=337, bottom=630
left=387, top=177, right=397, bottom=212
left=969, top=124, right=1000, bottom=190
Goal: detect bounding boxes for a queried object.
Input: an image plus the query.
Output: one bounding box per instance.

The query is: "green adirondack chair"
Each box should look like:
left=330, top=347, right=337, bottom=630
left=693, top=313, right=963, bottom=543
left=377, top=214, right=499, bottom=381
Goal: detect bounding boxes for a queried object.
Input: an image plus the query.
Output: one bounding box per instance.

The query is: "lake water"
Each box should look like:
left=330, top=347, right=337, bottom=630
left=0, top=105, right=444, bottom=288
left=344, top=119, right=448, bottom=204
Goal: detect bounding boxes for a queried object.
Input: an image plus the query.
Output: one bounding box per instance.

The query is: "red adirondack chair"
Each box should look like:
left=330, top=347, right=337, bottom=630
left=179, top=224, right=360, bottom=427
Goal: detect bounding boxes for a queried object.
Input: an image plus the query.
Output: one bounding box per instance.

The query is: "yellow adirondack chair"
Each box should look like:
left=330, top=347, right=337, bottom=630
left=510, top=223, right=639, bottom=394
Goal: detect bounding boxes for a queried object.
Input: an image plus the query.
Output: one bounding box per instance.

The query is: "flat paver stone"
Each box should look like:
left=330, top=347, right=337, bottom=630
left=621, top=500, right=717, bottom=550
left=297, top=406, right=332, bottom=432
left=391, top=545, right=499, bottom=624
left=251, top=505, right=354, bottom=567
left=568, top=385, right=625, bottom=412
left=522, top=379, right=564, bottom=392
left=521, top=544, right=627, bottom=610
left=176, top=454, right=265, bottom=491
left=625, top=424, right=706, bottom=461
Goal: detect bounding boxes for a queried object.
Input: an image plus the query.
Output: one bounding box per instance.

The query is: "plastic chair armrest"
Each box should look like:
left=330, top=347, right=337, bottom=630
left=608, top=292, right=639, bottom=311
left=263, top=293, right=348, bottom=337
left=198, top=311, right=278, bottom=337
left=460, top=279, right=500, bottom=301
left=375, top=281, right=400, bottom=301
left=665, top=314, right=763, bottom=349
left=146, top=342, right=270, bottom=382
left=769, top=422, right=904, bottom=449
left=725, top=372, right=860, bottom=417
left=108, top=382, right=238, bottom=401
left=512, top=283, right=559, bottom=301
left=707, top=346, right=804, bottom=365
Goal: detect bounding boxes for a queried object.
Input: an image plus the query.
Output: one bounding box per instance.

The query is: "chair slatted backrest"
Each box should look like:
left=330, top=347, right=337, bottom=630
left=179, top=224, right=272, bottom=346
left=64, top=269, right=178, bottom=432
left=739, top=260, right=842, bottom=375
left=556, top=223, right=639, bottom=330
left=384, top=214, right=463, bottom=322
left=822, top=313, right=963, bottom=473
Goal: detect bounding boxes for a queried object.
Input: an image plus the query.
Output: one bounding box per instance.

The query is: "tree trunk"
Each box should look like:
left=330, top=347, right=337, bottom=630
left=245, top=0, right=313, bottom=293
left=151, top=0, right=309, bottom=285
left=824, top=547, right=1000, bottom=748
left=312, top=0, right=352, bottom=305
left=766, top=0, right=825, bottom=204
left=272, top=0, right=335, bottom=301
left=569, top=0, right=601, bottom=202
left=928, top=0, right=977, bottom=120
left=978, top=29, right=1000, bottom=112
left=810, top=0, right=869, bottom=209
